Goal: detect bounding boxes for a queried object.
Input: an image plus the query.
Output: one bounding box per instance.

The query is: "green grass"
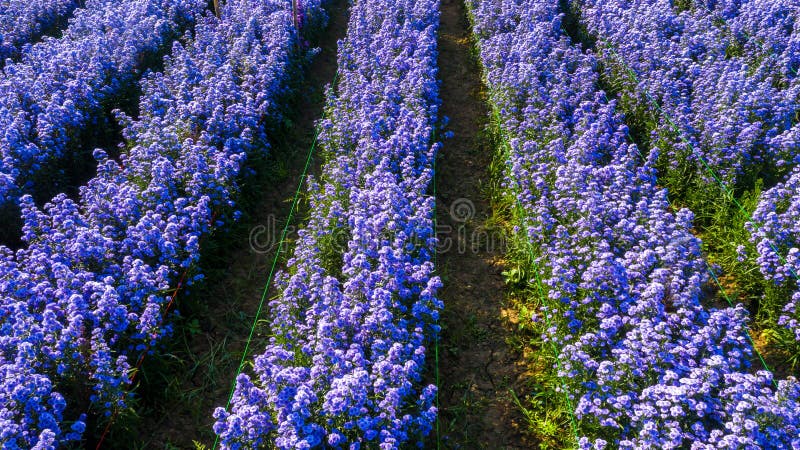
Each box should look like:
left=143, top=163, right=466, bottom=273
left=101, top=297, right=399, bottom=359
left=484, top=111, right=579, bottom=449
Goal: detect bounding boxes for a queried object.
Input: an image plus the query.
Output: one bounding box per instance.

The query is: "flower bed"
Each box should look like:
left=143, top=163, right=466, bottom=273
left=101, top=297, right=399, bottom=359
left=213, top=0, right=442, bottom=447
left=0, top=0, right=324, bottom=446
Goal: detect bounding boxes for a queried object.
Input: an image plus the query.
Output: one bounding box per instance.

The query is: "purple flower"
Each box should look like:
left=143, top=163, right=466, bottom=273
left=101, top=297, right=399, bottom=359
left=469, top=0, right=800, bottom=446
left=214, top=0, right=442, bottom=448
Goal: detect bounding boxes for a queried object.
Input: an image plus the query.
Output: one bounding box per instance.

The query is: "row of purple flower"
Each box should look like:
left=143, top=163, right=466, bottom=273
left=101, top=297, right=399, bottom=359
left=468, top=0, right=800, bottom=447
left=0, top=0, right=206, bottom=220
left=0, top=0, right=80, bottom=65
left=213, top=0, right=443, bottom=448
left=0, top=0, right=323, bottom=446
left=576, top=0, right=800, bottom=345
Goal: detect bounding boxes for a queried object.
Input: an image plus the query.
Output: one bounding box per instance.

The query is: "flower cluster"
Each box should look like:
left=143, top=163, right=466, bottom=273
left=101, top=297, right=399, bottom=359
left=750, top=167, right=800, bottom=340
left=576, top=0, right=800, bottom=346
left=577, top=0, right=799, bottom=187
left=0, top=0, right=323, bottom=446
left=693, top=0, right=744, bottom=20
left=468, top=0, right=800, bottom=447
left=213, top=0, right=442, bottom=448
left=0, top=0, right=206, bottom=218
left=0, top=0, right=80, bottom=64
left=740, top=2, right=800, bottom=343
left=726, top=0, right=799, bottom=79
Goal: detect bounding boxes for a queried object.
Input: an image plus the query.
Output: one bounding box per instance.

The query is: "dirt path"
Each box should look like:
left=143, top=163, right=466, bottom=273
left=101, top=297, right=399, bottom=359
left=94, top=2, right=350, bottom=447
left=434, top=0, right=533, bottom=448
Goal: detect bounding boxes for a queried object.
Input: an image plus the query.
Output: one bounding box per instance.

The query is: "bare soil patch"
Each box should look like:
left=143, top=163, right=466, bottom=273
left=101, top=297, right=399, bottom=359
left=433, top=1, right=534, bottom=448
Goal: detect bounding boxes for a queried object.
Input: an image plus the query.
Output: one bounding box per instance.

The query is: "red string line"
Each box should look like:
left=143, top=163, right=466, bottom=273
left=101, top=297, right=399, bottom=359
left=94, top=211, right=218, bottom=450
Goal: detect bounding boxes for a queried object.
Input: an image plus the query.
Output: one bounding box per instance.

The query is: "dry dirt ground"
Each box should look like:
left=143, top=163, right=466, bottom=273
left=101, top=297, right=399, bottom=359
left=433, top=0, right=535, bottom=448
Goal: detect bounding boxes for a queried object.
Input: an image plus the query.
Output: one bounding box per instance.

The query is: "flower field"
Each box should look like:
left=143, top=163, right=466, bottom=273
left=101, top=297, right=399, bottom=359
left=0, top=0, right=798, bottom=448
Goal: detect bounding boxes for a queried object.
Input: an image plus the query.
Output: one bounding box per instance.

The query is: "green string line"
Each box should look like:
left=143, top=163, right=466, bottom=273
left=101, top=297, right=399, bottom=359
left=595, top=35, right=795, bottom=378
left=432, top=125, right=441, bottom=450
left=705, top=263, right=777, bottom=377
left=491, top=108, right=582, bottom=448
left=212, top=69, right=340, bottom=450
left=560, top=0, right=784, bottom=384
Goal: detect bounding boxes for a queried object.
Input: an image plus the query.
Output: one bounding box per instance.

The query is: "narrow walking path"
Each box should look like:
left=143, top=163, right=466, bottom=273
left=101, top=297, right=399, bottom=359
left=435, top=0, right=533, bottom=447
left=95, top=2, right=350, bottom=447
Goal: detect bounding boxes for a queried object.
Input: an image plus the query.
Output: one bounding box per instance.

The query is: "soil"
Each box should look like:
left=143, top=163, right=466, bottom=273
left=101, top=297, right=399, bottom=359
left=433, top=0, right=534, bottom=448
left=91, top=1, right=349, bottom=447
